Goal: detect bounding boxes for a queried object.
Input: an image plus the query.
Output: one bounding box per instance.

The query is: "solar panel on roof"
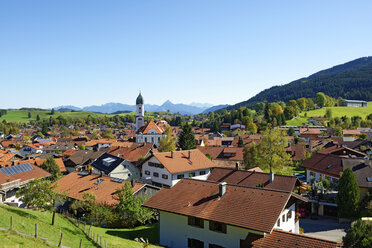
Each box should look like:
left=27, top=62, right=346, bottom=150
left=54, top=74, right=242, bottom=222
left=111, top=178, right=124, bottom=183
left=0, top=163, right=33, bottom=176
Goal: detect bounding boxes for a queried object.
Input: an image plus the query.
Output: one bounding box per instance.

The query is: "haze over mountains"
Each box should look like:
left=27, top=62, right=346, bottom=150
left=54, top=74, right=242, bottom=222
left=53, top=56, right=372, bottom=114
left=55, top=101, right=228, bottom=115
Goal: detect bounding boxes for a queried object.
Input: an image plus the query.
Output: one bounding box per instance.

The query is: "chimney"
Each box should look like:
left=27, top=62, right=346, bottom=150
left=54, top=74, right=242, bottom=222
left=270, top=171, right=274, bottom=183
left=131, top=179, right=135, bottom=187
left=188, top=150, right=191, bottom=159
left=219, top=182, right=227, bottom=197
left=171, top=151, right=174, bottom=158
left=235, top=162, right=239, bottom=170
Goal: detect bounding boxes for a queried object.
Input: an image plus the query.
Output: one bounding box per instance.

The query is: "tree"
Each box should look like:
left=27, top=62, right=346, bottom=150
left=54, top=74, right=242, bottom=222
left=334, top=126, right=343, bottom=137
left=28, top=112, right=31, bottom=118
left=287, top=127, right=295, bottom=136
left=115, top=182, right=154, bottom=227
left=244, top=128, right=292, bottom=171
left=16, top=178, right=65, bottom=225
left=243, top=142, right=259, bottom=169
left=36, top=114, right=40, bottom=121
left=158, top=126, right=177, bottom=152
left=41, top=157, right=62, bottom=181
left=359, top=133, right=368, bottom=140
left=51, top=108, right=55, bottom=115
left=336, top=168, right=360, bottom=219
left=343, top=220, right=372, bottom=248
left=315, top=92, right=327, bottom=108
left=325, top=109, right=333, bottom=119
left=102, top=129, right=115, bottom=139
left=178, top=123, right=196, bottom=150
left=237, top=136, right=244, bottom=147
left=91, top=130, right=99, bottom=140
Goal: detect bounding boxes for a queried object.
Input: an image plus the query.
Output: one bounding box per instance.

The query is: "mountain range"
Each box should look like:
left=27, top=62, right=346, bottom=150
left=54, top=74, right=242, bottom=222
left=226, top=56, right=372, bottom=110
left=55, top=101, right=228, bottom=115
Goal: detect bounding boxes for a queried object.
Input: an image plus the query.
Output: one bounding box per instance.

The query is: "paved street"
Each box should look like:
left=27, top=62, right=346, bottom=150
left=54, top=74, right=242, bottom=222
left=300, top=216, right=350, bottom=243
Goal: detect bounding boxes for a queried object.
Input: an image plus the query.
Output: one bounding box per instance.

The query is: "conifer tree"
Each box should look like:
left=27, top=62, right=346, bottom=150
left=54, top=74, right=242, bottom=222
left=336, top=168, right=360, bottom=219
left=178, top=123, right=196, bottom=150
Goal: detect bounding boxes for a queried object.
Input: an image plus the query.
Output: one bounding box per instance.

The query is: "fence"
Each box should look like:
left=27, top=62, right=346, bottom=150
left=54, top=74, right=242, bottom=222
left=0, top=214, right=112, bottom=248
left=0, top=215, right=73, bottom=248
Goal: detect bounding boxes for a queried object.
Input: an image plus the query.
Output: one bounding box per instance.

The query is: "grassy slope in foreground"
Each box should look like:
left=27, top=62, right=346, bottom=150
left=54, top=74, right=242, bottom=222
left=286, top=102, right=372, bottom=126
left=0, top=205, right=162, bottom=248
left=0, top=230, right=55, bottom=248
left=90, top=224, right=162, bottom=248
left=0, top=205, right=95, bottom=247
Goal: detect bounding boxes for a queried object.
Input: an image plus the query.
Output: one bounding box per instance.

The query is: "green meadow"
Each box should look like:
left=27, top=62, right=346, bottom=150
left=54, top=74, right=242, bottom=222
left=286, top=102, right=372, bottom=126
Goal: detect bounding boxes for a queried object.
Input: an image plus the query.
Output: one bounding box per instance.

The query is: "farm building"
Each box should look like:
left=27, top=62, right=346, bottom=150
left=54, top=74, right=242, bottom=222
left=340, top=100, right=367, bottom=107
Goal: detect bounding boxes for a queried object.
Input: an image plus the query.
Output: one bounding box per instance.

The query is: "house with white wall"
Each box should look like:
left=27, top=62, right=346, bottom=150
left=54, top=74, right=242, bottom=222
left=141, top=149, right=215, bottom=187
left=91, top=153, right=140, bottom=180
left=143, top=178, right=309, bottom=248
left=136, top=120, right=166, bottom=147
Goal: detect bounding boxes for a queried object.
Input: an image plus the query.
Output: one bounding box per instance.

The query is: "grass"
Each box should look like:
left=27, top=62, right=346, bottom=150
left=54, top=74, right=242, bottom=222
left=0, top=110, right=103, bottom=122
left=286, top=101, right=372, bottom=126
left=0, top=230, right=55, bottom=248
left=89, top=224, right=163, bottom=248
left=0, top=205, right=162, bottom=248
left=0, top=205, right=96, bottom=247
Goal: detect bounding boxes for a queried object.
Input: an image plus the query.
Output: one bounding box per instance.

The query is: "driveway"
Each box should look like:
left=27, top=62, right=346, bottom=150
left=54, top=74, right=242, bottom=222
left=300, top=216, right=350, bottom=243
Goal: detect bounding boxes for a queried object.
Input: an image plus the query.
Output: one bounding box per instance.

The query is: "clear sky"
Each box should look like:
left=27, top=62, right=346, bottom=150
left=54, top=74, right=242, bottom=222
left=1, top=1, right=372, bottom=109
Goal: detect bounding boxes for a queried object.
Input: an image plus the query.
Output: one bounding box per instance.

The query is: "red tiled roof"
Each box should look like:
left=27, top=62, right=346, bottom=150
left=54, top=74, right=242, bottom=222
left=197, top=146, right=244, bottom=161
left=143, top=179, right=304, bottom=233
left=302, top=154, right=343, bottom=177
left=137, top=121, right=164, bottom=134
left=208, top=167, right=300, bottom=192
left=150, top=149, right=215, bottom=174
left=251, top=229, right=338, bottom=248
left=343, top=129, right=360, bottom=136
left=54, top=172, right=144, bottom=206
left=85, top=139, right=117, bottom=147
left=108, top=143, right=153, bottom=162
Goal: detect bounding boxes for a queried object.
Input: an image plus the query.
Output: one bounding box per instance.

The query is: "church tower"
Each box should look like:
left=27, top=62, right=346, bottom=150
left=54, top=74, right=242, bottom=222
left=136, top=92, right=145, bottom=132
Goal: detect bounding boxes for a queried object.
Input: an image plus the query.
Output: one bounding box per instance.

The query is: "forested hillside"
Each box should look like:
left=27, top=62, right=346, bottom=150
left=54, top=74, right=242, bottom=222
left=227, top=57, right=372, bottom=110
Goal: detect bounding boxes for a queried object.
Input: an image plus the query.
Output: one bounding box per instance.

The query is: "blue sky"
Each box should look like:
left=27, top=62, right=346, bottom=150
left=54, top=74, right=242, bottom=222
left=1, top=1, right=372, bottom=108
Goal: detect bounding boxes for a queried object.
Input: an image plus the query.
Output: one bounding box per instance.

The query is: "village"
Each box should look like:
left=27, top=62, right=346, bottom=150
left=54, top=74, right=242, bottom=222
left=0, top=93, right=371, bottom=248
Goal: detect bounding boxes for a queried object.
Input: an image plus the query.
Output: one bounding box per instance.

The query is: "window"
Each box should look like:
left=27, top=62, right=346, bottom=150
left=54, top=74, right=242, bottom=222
left=145, top=138, right=147, bottom=142
left=209, top=221, right=226, bottom=233
left=148, top=162, right=164, bottom=168
left=188, top=216, right=204, bottom=228
left=162, top=174, right=168, bottom=179
left=277, top=219, right=280, bottom=227
left=282, top=215, right=285, bottom=222
left=287, top=210, right=292, bottom=221
left=199, top=170, right=206, bottom=175
left=188, top=238, right=204, bottom=248
left=189, top=172, right=195, bottom=178
left=209, top=244, right=225, bottom=248
left=145, top=170, right=150, bottom=175
left=153, top=172, right=159, bottom=177
left=177, top=174, right=184, bottom=179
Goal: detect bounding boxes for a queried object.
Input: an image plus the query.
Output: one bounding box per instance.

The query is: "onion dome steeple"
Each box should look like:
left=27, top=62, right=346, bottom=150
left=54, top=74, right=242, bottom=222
left=136, top=92, right=144, bottom=105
